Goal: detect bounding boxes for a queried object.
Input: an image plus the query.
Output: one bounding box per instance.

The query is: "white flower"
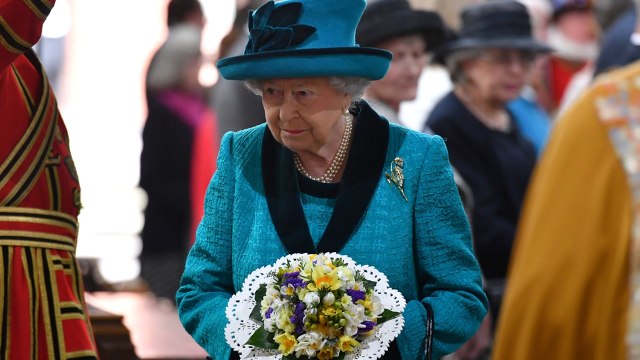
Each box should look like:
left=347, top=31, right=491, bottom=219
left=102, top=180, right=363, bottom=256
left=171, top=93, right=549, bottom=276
left=264, top=316, right=276, bottom=332
left=275, top=307, right=295, bottom=333
left=342, top=302, right=366, bottom=336
left=336, top=267, right=354, bottom=283
left=370, top=294, right=384, bottom=317
left=314, top=254, right=329, bottom=265
left=294, top=331, right=325, bottom=357
left=322, top=292, right=335, bottom=306
left=261, top=287, right=280, bottom=309
left=304, top=292, right=320, bottom=307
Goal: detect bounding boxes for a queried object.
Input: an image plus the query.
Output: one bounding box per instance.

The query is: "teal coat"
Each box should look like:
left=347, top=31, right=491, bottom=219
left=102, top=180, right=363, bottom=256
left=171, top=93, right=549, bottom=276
left=176, top=101, right=487, bottom=359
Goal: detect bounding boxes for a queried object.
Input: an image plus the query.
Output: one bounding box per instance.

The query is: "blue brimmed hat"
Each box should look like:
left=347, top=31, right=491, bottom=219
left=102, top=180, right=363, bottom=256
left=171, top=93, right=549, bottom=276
left=216, top=0, right=392, bottom=80
left=432, top=0, right=553, bottom=65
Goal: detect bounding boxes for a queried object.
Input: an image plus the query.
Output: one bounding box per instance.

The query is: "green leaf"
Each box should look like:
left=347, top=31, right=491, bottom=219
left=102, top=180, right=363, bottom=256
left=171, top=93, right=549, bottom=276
left=377, top=309, right=401, bottom=324
left=249, top=284, right=268, bottom=323
left=361, top=278, right=377, bottom=291
left=282, top=354, right=298, bottom=360
left=335, top=352, right=346, bottom=360
left=245, top=326, right=279, bottom=349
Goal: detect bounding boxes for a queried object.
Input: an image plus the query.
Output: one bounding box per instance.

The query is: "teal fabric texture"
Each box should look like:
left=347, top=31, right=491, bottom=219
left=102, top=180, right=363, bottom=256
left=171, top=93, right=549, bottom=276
left=176, top=112, right=487, bottom=359
left=216, top=0, right=391, bottom=80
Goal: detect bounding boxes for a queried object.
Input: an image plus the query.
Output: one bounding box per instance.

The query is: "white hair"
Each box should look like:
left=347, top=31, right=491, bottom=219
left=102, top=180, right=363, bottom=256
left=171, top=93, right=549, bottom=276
left=244, top=76, right=370, bottom=101
left=445, top=48, right=484, bottom=84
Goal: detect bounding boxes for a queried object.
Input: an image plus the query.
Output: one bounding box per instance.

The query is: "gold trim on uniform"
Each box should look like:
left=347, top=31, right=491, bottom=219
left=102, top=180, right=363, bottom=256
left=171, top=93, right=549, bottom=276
left=0, top=230, right=75, bottom=251
left=20, top=247, right=37, bottom=359
left=0, top=215, right=77, bottom=234
left=5, top=110, right=57, bottom=206
left=0, top=15, right=30, bottom=54
left=21, top=0, right=49, bottom=21
left=46, top=251, right=66, bottom=356
left=0, top=247, right=15, bottom=356
left=0, top=79, right=54, bottom=204
left=0, top=207, right=78, bottom=227
left=11, top=65, right=35, bottom=115
left=67, top=350, right=100, bottom=358
left=0, top=80, right=49, bottom=190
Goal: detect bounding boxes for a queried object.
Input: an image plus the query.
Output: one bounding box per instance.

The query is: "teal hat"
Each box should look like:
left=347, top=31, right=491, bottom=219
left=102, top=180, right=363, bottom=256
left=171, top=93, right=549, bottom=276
left=216, top=0, right=392, bottom=80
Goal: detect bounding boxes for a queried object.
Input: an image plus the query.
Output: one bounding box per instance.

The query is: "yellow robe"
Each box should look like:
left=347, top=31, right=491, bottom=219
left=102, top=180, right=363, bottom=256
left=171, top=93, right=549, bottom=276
left=493, top=60, right=640, bottom=359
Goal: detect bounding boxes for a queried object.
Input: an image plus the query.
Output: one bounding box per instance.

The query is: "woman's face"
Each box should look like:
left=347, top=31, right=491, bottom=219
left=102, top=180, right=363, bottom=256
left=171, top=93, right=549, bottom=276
left=261, top=77, right=351, bottom=155
left=461, top=48, right=534, bottom=104
left=366, top=34, right=427, bottom=109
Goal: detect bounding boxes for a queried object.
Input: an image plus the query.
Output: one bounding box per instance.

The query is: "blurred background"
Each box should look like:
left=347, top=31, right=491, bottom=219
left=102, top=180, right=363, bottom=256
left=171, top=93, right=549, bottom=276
left=37, top=0, right=235, bottom=285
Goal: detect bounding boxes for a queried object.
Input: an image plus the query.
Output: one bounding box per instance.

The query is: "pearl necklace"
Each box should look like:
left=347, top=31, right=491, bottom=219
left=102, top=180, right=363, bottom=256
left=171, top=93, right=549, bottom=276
left=294, top=113, right=353, bottom=183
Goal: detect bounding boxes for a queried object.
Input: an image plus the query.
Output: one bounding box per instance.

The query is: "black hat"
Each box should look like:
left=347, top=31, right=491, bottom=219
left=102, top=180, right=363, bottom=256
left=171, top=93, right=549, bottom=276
left=432, top=0, right=553, bottom=64
left=356, top=0, right=446, bottom=51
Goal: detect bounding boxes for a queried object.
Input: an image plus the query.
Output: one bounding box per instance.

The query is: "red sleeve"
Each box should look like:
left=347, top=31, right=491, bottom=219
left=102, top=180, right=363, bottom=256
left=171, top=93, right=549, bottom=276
left=0, top=0, right=56, bottom=70
left=189, top=109, right=219, bottom=245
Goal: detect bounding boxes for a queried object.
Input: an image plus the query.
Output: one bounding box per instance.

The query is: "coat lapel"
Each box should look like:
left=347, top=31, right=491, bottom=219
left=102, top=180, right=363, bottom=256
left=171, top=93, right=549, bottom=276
left=262, top=100, right=389, bottom=254
left=262, top=129, right=316, bottom=254
left=317, top=101, right=389, bottom=252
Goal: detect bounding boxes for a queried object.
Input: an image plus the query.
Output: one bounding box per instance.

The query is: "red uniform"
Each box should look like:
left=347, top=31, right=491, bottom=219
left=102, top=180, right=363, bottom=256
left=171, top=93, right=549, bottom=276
left=0, top=0, right=98, bottom=358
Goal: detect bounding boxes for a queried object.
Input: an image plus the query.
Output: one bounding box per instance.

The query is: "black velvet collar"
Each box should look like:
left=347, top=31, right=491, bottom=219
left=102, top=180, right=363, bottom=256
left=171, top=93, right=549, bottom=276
left=262, top=100, right=389, bottom=254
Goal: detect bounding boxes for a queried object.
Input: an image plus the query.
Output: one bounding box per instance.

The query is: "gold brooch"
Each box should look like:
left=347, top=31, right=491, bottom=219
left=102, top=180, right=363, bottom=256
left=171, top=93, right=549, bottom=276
left=385, top=157, right=407, bottom=202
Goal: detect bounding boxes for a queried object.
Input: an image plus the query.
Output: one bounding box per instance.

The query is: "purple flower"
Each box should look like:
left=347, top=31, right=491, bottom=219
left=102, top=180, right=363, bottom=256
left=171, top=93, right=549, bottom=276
left=289, top=302, right=306, bottom=335
left=265, top=307, right=274, bottom=319
left=282, top=271, right=306, bottom=289
left=346, top=289, right=366, bottom=302
left=358, top=321, right=376, bottom=334
left=294, top=302, right=306, bottom=316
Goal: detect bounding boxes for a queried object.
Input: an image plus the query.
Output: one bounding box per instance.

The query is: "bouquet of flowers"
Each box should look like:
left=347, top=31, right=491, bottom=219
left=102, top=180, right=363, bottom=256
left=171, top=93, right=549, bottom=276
left=225, top=253, right=406, bottom=360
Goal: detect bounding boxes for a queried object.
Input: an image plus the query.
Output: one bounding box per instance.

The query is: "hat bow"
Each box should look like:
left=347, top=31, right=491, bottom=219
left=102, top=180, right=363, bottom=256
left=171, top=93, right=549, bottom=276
left=246, top=1, right=316, bottom=54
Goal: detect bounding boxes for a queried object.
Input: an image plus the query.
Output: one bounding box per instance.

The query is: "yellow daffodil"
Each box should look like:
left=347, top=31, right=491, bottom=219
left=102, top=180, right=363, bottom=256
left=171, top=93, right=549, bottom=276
left=322, top=306, right=338, bottom=317
left=308, top=266, right=341, bottom=291
left=274, top=333, right=297, bottom=356
left=361, top=295, right=372, bottom=311
left=317, top=346, right=336, bottom=360
left=337, top=335, right=360, bottom=352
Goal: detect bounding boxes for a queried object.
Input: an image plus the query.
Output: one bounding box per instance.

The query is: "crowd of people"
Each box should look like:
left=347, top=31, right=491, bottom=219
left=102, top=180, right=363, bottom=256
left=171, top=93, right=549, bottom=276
left=4, top=0, right=640, bottom=358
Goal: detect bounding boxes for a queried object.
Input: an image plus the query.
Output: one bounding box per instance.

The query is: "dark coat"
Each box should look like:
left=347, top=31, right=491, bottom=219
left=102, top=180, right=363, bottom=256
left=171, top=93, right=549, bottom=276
left=426, top=92, right=537, bottom=281
left=140, top=96, right=194, bottom=254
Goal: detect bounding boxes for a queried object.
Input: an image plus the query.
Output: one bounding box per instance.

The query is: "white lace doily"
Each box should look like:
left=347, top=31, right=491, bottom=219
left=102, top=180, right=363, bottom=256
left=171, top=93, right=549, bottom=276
left=225, top=253, right=406, bottom=359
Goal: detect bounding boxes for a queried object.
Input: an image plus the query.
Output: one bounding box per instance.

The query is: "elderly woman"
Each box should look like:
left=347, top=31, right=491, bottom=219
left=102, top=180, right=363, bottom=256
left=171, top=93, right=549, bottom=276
left=426, top=0, right=552, bottom=322
left=176, top=0, right=487, bottom=359
left=355, top=0, right=445, bottom=125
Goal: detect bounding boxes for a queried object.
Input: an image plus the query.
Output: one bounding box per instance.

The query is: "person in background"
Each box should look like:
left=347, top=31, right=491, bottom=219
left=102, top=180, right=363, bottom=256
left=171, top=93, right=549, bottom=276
left=176, top=0, right=488, bottom=359
left=210, top=0, right=268, bottom=139
left=398, top=0, right=478, bottom=131
left=0, top=0, right=98, bottom=358
left=426, top=0, right=552, bottom=326
left=594, top=2, right=638, bottom=76
left=140, top=0, right=218, bottom=304
left=594, top=0, right=634, bottom=31
left=505, top=0, right=554, bottom=156
left=146, top=0, right=206, bottom=102
left=356, top=0, right=475, bottom=221
left=541, top=0, right=600, bottom=115
left=356, top=0, right=446, bottom=125
left=493, top=0, right=640, bottom=356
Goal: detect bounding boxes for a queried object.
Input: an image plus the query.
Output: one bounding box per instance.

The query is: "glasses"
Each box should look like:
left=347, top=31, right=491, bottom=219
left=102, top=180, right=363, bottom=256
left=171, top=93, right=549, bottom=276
left=479, top=50, right=537, bottom=68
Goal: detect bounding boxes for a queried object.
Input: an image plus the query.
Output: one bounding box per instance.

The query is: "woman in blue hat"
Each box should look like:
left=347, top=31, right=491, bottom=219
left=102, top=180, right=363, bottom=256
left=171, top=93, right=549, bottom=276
left=176, top=0, right=487, bottom=359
